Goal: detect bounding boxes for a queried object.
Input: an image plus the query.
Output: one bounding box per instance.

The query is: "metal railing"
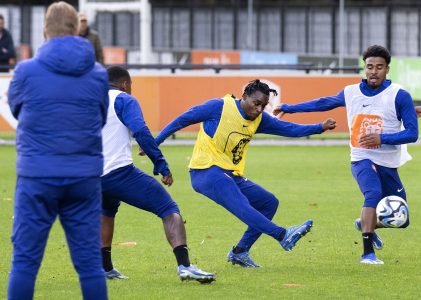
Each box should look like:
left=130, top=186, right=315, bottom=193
left=113, top=63, right=362, bottom=74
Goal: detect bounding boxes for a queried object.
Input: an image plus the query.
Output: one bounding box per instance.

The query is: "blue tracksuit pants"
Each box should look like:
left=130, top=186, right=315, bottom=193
left=190, top=166, right=283, bottom=251
left=8, top=177, right=107, bottom=300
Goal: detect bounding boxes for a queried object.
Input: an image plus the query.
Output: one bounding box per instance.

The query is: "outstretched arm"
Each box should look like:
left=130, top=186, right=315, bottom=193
left=257, top=112, right=336, bottom=137
left=273, top=90, right=346, bottom=118
left=155, top=99, right=222, bottom=145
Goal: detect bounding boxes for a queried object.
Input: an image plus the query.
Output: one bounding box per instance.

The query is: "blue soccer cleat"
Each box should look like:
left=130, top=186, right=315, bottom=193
left=279, top=219, right=313, bottom=251
left=105, top=268, right=129, bottom=280
left=177, top=265, right=216, bottom=284
left=227, top=248, right=261, bottom=268
left=354, top=218, right=383, bottom=250
left=360, top=253, right=384, bottom=265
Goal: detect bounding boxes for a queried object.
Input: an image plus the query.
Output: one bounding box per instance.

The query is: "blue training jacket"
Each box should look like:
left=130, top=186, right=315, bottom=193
left=8, top=36, right=109, bottom=178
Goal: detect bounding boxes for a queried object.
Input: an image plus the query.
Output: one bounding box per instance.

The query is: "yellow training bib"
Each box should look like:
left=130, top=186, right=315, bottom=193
left=189, top=94, right=262, bottom=176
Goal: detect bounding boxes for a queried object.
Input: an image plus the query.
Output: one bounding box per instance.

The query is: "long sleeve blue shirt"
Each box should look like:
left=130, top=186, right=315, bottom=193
left=281, top=80, right=418, bottom=145
left=155, top=98, right=324, bottom=145
left=8, top=36, right=108, bottom=179
left=112, top=90, right=170, bottom=176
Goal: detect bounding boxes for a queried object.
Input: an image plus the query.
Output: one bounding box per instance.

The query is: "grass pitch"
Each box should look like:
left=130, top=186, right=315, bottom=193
left=1, top=145, right=420, bottom=299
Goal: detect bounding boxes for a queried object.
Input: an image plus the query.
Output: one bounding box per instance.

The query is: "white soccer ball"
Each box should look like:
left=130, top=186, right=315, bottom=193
left=376, top=195, right=409, bottom=228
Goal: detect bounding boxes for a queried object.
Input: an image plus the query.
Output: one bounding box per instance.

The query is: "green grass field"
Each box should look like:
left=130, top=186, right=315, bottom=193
left=1, top=145, right=420, bottom=299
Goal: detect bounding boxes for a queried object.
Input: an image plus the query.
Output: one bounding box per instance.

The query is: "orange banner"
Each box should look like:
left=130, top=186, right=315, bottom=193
left=191, top=50, right=241, bottom=64
left=103, top=47, right=126, bottom=64
left=132, top=75, right=360, bottom=133
left=1, top=74, right=361, bottom=133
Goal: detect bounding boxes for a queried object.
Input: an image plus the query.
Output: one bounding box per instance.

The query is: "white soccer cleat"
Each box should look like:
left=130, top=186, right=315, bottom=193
left=105, top=268, right=129, bottom=279
left=177, top=264, right=216, bottom=284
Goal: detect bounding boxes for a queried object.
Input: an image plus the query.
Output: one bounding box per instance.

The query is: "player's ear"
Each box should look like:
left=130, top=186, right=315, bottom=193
left=122, top=80, right=129, bottom=92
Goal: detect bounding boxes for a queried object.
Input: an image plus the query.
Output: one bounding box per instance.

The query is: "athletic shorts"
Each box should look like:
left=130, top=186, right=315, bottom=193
left=101, top=164, right=179, bottom=218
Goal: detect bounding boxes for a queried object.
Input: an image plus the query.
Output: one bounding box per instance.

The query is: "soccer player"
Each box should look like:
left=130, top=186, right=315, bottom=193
left=100, top=66, right=215, bottom=283
left=7, top=2, right=108, bottom=299
left=155, top=79, right=337, bottom=268
left=274, top=45, right=419, bottom=264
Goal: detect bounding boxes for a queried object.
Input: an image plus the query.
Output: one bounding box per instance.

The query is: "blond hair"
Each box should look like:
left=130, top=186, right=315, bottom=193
left=44, top=1, right=78, bottom=38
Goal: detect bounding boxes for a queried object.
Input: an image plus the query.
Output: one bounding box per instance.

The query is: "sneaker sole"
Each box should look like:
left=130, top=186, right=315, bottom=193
left=180, top=275, right=216, bottom=284
left=106, top=275, right=129, bottom=280
left=227, top=258, right=260, bottom=268
left=360, top=260, right=384, bottom=265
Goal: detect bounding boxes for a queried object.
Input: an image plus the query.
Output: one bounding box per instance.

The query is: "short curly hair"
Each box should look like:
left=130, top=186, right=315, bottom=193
left=362, top=45, right=391, bottom=65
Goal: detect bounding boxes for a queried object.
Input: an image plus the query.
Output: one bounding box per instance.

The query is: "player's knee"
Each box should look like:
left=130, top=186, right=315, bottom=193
left=10, top=259, right=40, bottom=276
left=158, top=201, right=180, bottom=219
left=73, top=255, right=103, bottom=276
left=364, top=189, right=383, bottom=208
left=267, top=193, right=279, bottom=211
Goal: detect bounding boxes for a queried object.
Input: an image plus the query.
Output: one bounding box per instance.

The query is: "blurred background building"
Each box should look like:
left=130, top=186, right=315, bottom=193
left=1, top=0, right=421, bottom=66
left=2, top=0, right=421, bottom=133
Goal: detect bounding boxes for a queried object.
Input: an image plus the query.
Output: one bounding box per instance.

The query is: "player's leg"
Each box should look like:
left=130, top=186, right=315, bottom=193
left=100, top=187, right=127, bottom=279
left=234, top=177, right=279, bottom=253
left=101, top=214, right=128, bottom=279
left=8, top=177, right=59, bottom=300
left=227, top=177, right=312, bottom=266
left=59, top=177, right=107, bottom=300
left=102, top=164, right=215, bottom=283
left=225, top=177, right=279, bottom=266
left=162, top=213, right=186, bottom=248
left=191, top=167, right=283, bottom=238
left=377, top=166, right=409, bottom=228
left=351, top=160, right=384, bottom=264
left=101, top=165, right=181, bottom=269
left=191, top=166, right=310, bottom=253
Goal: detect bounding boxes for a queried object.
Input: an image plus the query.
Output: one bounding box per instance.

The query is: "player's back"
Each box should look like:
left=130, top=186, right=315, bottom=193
left=9, top=36, right=109, bottom=178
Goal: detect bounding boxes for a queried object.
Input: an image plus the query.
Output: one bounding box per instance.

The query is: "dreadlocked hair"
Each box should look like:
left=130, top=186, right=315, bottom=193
left=243, top=79, right=278, bottom=97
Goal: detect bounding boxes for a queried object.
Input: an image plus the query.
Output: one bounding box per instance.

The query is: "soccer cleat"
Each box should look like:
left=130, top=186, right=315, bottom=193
left=105, top=268, right=129, bottom=280
left=354, top=218, right=383, bottom=250
left=177, top=265, right=216, bottom=284
left=279, top=219, right=313, bottom=251
left=227, top=248, right=261, bottom=268
left=360, top=253, right=384, bottom=265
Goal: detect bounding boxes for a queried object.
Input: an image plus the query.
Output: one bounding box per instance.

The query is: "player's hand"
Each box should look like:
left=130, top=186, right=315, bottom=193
left=322, top=118, right=336, bottom=131
left=358, top=133, right=381, bottom=149
left=415, top=106, right=421, bottom=118
left=273, top=104, right=286, bottom=119
left=138, top=147, right=145, bottom=156
left=162, top=174, right=173, bottom=187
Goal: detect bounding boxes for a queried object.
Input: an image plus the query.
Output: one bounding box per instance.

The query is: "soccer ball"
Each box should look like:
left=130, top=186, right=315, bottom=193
left=376, top=195, right=409, bottom=228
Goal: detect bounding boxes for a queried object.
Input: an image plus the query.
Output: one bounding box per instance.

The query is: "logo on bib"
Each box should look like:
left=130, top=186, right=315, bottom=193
left=231, top=138, right=251, bottom=164
left=351, top=114, right=383, bottom=147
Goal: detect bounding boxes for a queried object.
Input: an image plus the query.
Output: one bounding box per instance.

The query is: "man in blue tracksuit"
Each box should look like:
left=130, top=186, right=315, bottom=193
left=7, top=2, right=108, bottom=299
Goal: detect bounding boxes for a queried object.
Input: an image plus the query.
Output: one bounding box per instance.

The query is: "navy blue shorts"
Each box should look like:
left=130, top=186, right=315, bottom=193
left=351, top=159, right=406, bottom=208
left=101, top=164, right=179, bottom=218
